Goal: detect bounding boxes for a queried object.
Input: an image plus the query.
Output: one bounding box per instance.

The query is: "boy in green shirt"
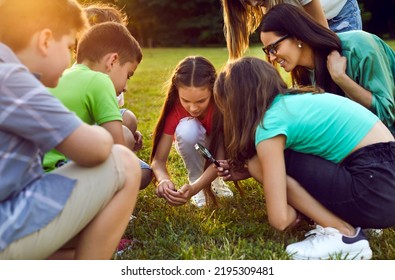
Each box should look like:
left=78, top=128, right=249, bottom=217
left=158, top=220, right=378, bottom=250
left=43, top=22, right=152, bottom=189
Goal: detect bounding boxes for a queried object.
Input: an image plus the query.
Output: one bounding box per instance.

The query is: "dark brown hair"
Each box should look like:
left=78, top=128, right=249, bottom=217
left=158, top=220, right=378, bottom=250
left=76, top=22, right=142, bottom=65
left=214, top=57, right=305, bottom=167
left=260, top=4, right=342, bottom=94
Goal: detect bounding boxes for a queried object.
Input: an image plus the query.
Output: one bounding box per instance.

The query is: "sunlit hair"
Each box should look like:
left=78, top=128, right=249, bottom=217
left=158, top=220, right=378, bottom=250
left=221, top=0, right=302, bottom=60
left=0, top=0, right=88, bottom=52
left=151, top=56, right=220, bottom=165
left=76, top=22, right=142, bottom=65
left=84, top=3, right=128, bottom=26
left=214, top=57, right=319, bottom=167
left=261, top=4, right=342, bottom=94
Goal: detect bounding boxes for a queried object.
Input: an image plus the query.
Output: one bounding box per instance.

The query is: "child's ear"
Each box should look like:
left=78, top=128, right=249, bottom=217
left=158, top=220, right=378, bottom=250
left=37, top=29, right=53, bottom=57
left=105, top=53, right=119, bottom=72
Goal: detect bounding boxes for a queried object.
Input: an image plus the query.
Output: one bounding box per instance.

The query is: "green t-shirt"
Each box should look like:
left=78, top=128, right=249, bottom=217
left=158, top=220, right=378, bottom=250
left=43, top=64, right=122, bottom=171
left=338, top=30, right=395, bottom=133
left=255, top=93, right=379, bottom=163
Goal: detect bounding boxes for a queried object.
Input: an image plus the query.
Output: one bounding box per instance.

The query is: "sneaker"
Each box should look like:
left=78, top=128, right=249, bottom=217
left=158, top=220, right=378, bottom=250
left=190, top=190, right=206, bottom=208
left=211, top=177, right=233, bottom=198
left=116, top=238, right=133, bottom=256
left=286, top=225, right=372, bottom=260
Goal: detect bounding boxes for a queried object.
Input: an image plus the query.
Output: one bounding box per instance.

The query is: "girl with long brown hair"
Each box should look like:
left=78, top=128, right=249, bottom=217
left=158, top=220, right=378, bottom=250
left=214, top=56, right=395, bottom=260
left=150, top=56, right=233, bottom=208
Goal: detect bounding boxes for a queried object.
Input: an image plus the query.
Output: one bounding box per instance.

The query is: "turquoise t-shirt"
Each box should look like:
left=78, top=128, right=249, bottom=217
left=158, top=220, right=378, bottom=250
left=338, top=30, right=395, bottom=133
left=255, top=93, right=379, bottom=163
left=43, top=64, right=122, bottom=171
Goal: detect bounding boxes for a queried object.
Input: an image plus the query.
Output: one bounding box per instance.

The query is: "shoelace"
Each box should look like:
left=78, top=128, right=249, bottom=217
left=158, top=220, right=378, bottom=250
left=304, top=225, right=339, bottom=243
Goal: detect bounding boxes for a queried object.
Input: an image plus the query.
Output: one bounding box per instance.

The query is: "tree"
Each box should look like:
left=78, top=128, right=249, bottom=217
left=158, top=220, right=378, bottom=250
left=78, top=0, right=393, bottom=48
left=108, top=0, right=225, bottom=47
left=359, top=0, right=395, bottom=38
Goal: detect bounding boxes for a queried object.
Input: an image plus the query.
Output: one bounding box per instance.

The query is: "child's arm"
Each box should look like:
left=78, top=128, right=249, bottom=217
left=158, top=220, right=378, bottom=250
left=165, top=144, right=225, bottom=206
left=257, top=135, right=298, bottom=231
left=56, top=123, right=113, bottom=167
left=101, top=120, right=126, bottom=146
left=151, top=134, right=176, bottom=197
left=303, top=0, right=329, bottom=28
left=164, top=163, right=218, bottom=206
left=254, top=136, right=354, bottom=232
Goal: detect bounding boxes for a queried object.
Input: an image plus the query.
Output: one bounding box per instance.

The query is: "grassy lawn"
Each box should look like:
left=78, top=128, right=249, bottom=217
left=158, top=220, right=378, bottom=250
left=120, top=44, right=395, bottom=260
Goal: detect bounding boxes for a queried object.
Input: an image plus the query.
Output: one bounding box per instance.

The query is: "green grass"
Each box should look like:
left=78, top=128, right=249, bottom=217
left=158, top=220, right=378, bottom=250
left=386, top=40, right=395, bottom=49
left=119, top=45, right=395, bottom=260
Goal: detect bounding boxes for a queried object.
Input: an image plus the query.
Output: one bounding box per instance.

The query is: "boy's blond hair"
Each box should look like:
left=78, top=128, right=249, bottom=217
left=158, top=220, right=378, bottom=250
left=0, top=0, right=88, bottom=52
left=76, top=22, right=142, bottom=66
left=84, top=3, right=128, bottom=26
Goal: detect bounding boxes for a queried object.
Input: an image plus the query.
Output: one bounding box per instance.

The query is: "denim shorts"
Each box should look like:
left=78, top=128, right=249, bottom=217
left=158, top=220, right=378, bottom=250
left=139, top=159, right=151, bottom=170
left=284, top=142, right=395, bottom=228
left=328, top=0, right=362, bottom=32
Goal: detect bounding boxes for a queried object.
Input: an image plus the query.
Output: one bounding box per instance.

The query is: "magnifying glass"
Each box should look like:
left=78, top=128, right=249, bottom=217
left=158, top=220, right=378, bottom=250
left=194, top=143, right=220, bottom=167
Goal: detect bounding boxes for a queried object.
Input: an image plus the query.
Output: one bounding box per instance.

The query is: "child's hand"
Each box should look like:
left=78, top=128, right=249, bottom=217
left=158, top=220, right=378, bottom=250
left=163, top=184, right=192, bottom=206
left=216, top=160, right=251, bottom=181
left=133, top=131, right=143, bottom=151
left=156, top=179, right=175, bottom=198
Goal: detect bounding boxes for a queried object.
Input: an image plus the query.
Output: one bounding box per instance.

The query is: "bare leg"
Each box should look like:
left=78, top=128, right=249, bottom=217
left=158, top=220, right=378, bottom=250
left=248, top=155, right=355, bottom=236
left=123, top=125, right=136, bottom=150
left=140, top=168, right=153, bottom=190
left=47, top=249, right=75, bottom=260
left=122, top=110, right=138, bottom=134
left=286, top=176, right=355, bottom=236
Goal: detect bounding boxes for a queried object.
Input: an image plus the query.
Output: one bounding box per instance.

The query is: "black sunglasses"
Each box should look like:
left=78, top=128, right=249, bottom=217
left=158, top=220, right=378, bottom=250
left=262, top=34, right=290, bottom=56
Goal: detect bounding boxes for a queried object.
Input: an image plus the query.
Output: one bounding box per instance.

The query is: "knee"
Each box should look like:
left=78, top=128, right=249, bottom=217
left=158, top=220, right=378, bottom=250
left=122, top=125, right=136, bottom=150
left=140, top=169, right=153, bottom=190
left=112, top=145, right=141, bottom=188
left=175, top=118, right=203, bottom=145
left=122, top=110, right=138, bottom=133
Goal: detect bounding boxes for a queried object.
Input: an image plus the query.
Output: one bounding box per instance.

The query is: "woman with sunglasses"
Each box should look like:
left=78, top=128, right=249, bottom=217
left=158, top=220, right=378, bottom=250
left=260, top=3, right=395, bottom=134
left=221, top=0, right=362, bottom=60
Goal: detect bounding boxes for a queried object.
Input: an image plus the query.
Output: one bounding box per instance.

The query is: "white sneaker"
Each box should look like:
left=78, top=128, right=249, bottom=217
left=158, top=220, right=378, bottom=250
left=190, top=190, right=206, bottom=208
left=211, top=177, right=233, bottom=198
left=286, top=225, right=372, bottom=260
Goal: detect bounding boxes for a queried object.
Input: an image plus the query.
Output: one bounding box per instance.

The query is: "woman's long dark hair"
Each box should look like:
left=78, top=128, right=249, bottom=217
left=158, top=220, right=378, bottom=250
left=260, top=4, right=343, bottom=95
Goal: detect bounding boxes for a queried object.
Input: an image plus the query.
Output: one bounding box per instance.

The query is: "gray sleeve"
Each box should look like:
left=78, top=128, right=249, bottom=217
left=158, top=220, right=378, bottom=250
left=0, top=64, right=82, bottom=152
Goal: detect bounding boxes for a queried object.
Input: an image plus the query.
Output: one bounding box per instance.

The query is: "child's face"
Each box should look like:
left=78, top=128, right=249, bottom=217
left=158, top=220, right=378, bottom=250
left=42, top=31, right=76, bottom=87
left=178, top=86, right=212, bottom=119
left=108, top=60, right=139, bottom=95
